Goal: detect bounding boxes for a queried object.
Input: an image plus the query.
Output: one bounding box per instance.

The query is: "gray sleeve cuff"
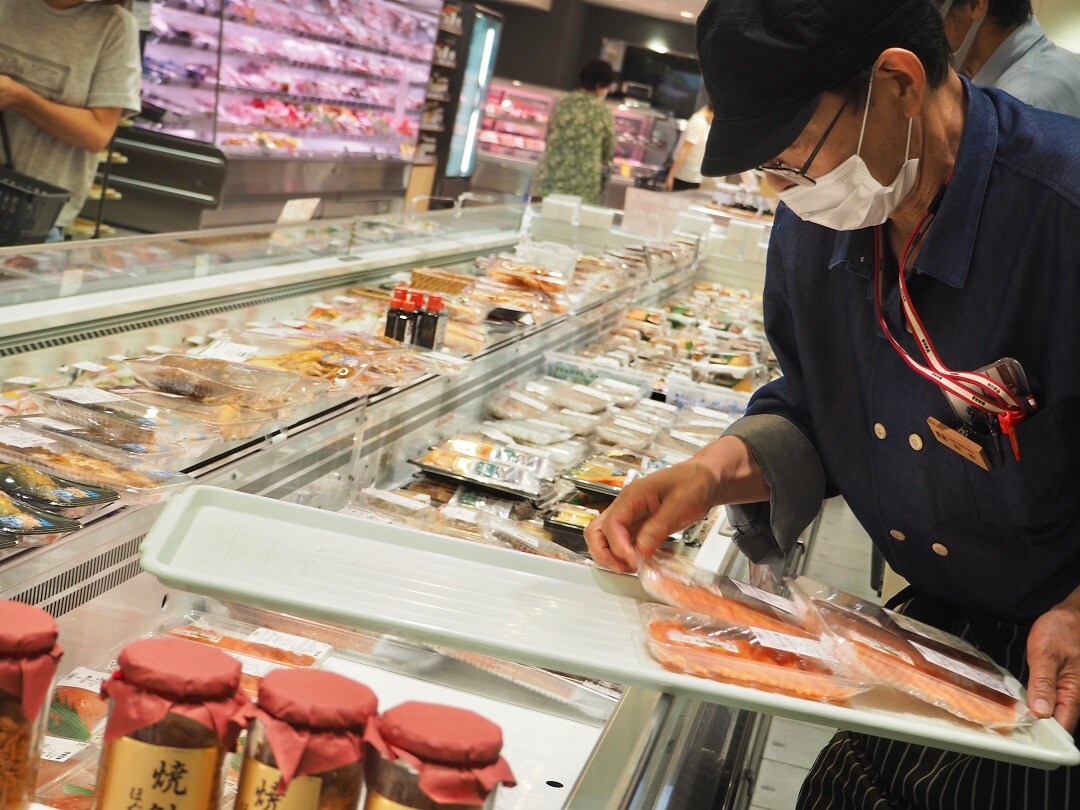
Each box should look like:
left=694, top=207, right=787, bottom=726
left=722, top=414, right=826, bottom=564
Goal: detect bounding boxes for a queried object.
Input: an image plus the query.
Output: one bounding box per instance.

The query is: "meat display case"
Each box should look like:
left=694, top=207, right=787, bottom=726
left=0, top=206, right=803, bottom=809
left=478, top=78, right=559, bottom=163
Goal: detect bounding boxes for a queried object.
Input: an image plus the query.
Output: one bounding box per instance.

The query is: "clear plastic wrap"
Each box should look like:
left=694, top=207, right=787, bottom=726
left=485, top=419, right=574, bottom=446
left=565, top=457, right=636, bottom=496
left=641, top=604, right=869, bottom=702
left=29, top=388, right=218, bottom=447
left=789, top=577, right=1035, bottom=730
left=639, top=551, right=815, bottom=635
left=487, top=387, right=553, bottom=420
left=47, top=666, right=112, bottom=743
left=541, top=408, right=603, bottom=436
left=476, top=512, right=589, bottom=564
left=0, top=489, right=81, bottom=538
left=0, top=424, right=193, bottom=504
left=0, top=462, right=118, bottom=519
left=593, top=415, right=658, bottom=451
left=12, top=415, right=217, bottom=471
left=126, top=354, right=330, bottom=412
left=534, top=378, right=616, bottom=414
left=197, top=330, right=371, bottom=391
left=589, top=377, right=645, bottom=407
left=112, top=389, right=272, bottom=441
left=440, top=434, right=552, bottom=479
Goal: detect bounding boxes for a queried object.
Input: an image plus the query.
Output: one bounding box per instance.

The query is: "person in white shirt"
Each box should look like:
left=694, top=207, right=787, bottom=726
left=665, top=105, right=713, bottom=191
left=938, top=0, right=1080, bottom=117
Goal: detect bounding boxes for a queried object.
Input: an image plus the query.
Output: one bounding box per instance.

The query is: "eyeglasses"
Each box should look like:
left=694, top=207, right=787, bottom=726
left=758, top=98, right=850, bottom=187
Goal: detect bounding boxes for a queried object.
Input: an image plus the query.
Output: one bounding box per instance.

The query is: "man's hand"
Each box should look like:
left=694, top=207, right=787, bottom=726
left=0, top=75, right=27, bottom=110
left=584, top=435, right=769, bottom=573
left=1026, top=601, right=1080, bottom=733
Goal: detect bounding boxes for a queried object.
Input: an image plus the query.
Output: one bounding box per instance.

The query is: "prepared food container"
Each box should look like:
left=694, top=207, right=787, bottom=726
left=641, top=604, right=869, bottom=703
left=126, top=354, right=330, bottom=413
left=593, top=415, right=658, bottom=451
left=12, top=415, right=217, bottom=471
left=116, top=388, right=272, bottom=441
left=439, top=434, right=552, bottom=479
left=0, top=424, right=193, bottom=505
left=0, top=490, right=82, bottom=543
left=0, top=462, right=118, bottom=520
left=481, top=419, right=574, bottom=446
left=413, top=448, right=543, bottom=498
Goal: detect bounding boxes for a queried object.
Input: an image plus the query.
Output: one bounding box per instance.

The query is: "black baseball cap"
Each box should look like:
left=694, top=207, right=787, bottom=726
left=698, top=0, right=932, bottom=177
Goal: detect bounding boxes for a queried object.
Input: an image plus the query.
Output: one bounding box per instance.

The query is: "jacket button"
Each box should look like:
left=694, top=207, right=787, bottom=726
left=874, top=423, right=887, bottom=440
left=890, top=529, right=906, bottom=541
left=909, top=434, right=924, bottom=451
left=932, top=542, right=949, bottom=557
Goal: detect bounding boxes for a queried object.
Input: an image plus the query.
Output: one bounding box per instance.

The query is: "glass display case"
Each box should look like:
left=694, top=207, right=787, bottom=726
left=142, top=0, right=440, bottom=159
left=478, top=79, right=560, bottom=164
left=612, top=105, right=680, bottom=178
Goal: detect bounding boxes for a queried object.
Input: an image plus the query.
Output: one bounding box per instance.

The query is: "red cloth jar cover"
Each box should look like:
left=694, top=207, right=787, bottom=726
left=0, top=600, right=63, bottom=718
left=233, top=668, right=378, bottom=787
left=364, top=702, right=516, bottom=807
left=101, top=637, right=246, bottom=746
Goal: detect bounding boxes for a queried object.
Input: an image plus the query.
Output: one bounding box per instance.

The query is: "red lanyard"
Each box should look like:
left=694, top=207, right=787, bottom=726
left=872, top=211, right=1033, bottom=456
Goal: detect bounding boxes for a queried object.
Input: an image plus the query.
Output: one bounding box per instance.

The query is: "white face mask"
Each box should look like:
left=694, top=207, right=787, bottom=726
left=777, top=72, right=919, bottom=231
left=939, top=0, right=985, bottom=73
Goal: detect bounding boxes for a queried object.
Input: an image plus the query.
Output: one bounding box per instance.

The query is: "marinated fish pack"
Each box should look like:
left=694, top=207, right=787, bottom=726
left=639, top=551, right=815, bottom=635
left=0, top=490, right=81, bottom=537
left=0, top=463, right=118, bottom=519
left=789, top=577, right=1035, bottom=730
left=641, top=604, right=869, bottom=702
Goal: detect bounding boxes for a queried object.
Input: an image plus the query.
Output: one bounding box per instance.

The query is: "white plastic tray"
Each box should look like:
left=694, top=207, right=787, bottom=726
left=141, top=487, right=1080, bottom=770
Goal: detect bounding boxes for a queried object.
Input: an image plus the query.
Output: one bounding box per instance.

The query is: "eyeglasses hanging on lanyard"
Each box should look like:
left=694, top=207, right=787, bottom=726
left=871, top=192, right=1036, bottom=462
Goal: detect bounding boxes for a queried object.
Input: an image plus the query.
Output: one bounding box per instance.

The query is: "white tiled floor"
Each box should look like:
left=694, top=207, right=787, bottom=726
left=749, top=498, right=879, bottom=809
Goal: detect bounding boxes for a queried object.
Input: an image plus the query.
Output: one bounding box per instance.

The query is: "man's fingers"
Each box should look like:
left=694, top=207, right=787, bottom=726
left=635, top=498, right=686, bottom=557
left=1052, top=666, right=1080, bottom=734
left=1026, top=647, right=1060, bottom=718
left=584, top=521, right=629, bottom=573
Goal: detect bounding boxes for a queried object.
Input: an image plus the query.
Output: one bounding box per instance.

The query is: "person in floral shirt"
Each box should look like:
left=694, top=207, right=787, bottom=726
left=533, top=60, right=616, bottom=205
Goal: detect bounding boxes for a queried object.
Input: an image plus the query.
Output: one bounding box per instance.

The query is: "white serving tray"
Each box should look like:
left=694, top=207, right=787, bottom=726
left=141, top=486, right=1079, bottom=770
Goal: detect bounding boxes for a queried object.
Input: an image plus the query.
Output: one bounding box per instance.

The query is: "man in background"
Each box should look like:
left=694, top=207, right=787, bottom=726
left=939, top=0, right=1080, bottom=115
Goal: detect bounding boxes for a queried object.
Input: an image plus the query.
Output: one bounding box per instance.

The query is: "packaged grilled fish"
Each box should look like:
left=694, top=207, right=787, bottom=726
left=641, top=604, right=869, bottom=702
left=29, top=387, right=218, bottom=447
left=542, top=408, right=603, bottom=436
left=565, top=457, right=636, bottom=496
left=589, top=377, right=646, bottom=407
left=535, top=377, right=616, bottom=414
left=0, top=424, right=192, bottom=504
left=487, top=387, right=553, bottom=420
left=639, top=551, right=815, bottom=635
left=446, top=486, right=517, bottom=519
left=789, top=577, right=1034, bottom=730
left=47, top=665, right=112, bottom=742
left=12, top=415, right=216, bottom=471
left=0, top=463, right=118, bottom=519
left=476, top=512, right=589, bottom=565
left=126, top=354, right=329, bottom=412
left=0, top=489, right=81, bottom=537
left=197, top=330, right=370, bottom=390
left=441, top=434, right=553, bottom=478
left=593, top=415, right=657, bottom=451
left=112, top=389, right=272, bottom=441
left=486, top=419, right=575, bottom=446
left=353, top=487, right=441, bottom=521
left=415, top=448, right=542, bottom=497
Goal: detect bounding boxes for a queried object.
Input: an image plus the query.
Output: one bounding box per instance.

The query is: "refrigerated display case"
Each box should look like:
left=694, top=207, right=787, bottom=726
left=109, top=0, right=441, bottom=229
left=418, top=3, right=503, bottom=196
left=473, top=79, right=560, bottom=200
left=0, top=204, right=781, bottom=808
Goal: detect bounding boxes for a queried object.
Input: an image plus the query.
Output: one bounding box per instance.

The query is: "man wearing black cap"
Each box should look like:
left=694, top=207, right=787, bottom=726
left=585, top=0, right=1080, bottom=805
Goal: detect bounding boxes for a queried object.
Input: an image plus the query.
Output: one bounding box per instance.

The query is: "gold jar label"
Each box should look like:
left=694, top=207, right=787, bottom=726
left=236, top=757, right=322, bottom=810
left=97, top=738, right=219, bottom=810
left=363, top=791, right=418, bottom=810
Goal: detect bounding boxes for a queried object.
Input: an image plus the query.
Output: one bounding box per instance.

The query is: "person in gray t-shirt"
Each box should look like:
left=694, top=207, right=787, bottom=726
left=0, top=0, right=141, bottom=232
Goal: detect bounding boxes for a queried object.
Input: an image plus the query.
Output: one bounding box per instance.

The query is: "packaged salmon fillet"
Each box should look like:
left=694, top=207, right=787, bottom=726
left=641, top=604, right=869, bottom=702
left=638, top=551, right=817, bottom=636
left=46, top=667, right=111, bottom=742
left=161, top=612, right=332, bottom=669
left=789, top=577, right=1035, bottom=730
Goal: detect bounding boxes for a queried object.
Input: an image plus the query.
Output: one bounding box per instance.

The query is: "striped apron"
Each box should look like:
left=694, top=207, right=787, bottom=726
left=797, top=592, right=1078, bottom=809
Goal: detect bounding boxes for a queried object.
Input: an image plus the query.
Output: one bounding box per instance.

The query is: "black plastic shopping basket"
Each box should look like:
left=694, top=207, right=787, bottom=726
left=0, top=112, right=70, bottom=246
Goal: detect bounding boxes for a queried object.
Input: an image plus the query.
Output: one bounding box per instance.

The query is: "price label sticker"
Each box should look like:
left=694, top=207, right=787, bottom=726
left=277, top=197, right=321, bottom=223
left=199, top=340, right=260, bottom=363
left=225, top=651, right=285, bottom=680
left=0, top=427, right=57, bottom=448
left=72, top=361, right=108, bottom=374
left=560, top=408, right=599, bottom=422
left=692, top=406, right=731, bottom=421
left=510, top=392, right=549, bottom=412
left=670, top=430, right=709, bottom=448
left=282, top=320, right=308, bottom=329
left=911, top=642, right=1012, bottom=695
left=613, top=418, right=652, bottom=435
left=753, top=629, right=833, bottom=662
left=57, top=666, right=110, bottom=693
left=669, top=631, right=739, bottom=654
left=26, top=417, right=80, bottom=433
left=246, top=628, right=331, bottom=660
left=481, top=427, right=516, bottom=445
left=4, top=376, right=40, bottom=386
left=145, top=345, right=173, bottom=355
left=593, top=378, right=640, bottom=394
left=642, top=399, right=678, bottom=413
left=731, top=580, right=797, bottom=615
left=40, top=736, right=91, bottom=763
left=194, top=254, right=211, bottom=278
left=441, top=505, right=479, bottom=524
left=525, top=382, right=554, bottom=397
left=361, top=487, right=428, bottom=512
left=59, top=268, right=83, bottom=297
left=51, top=387, right=125, bottom=405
